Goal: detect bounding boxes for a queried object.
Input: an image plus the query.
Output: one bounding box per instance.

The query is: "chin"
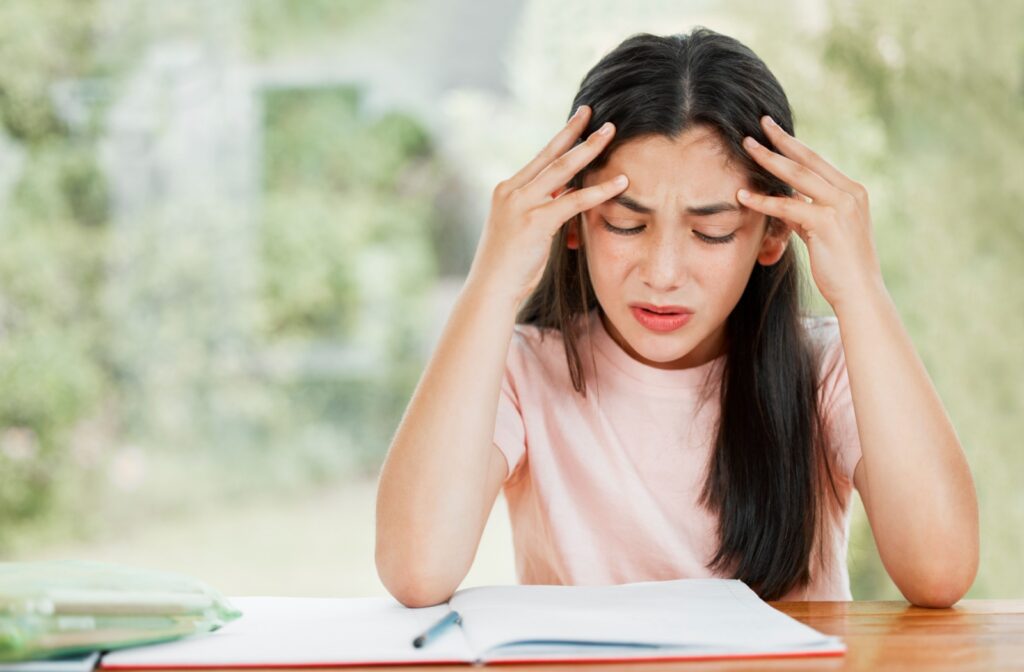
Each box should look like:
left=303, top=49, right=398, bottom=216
left=638, top=339, right=694, bottom=363
left=621, top=326, right=690, bottom=359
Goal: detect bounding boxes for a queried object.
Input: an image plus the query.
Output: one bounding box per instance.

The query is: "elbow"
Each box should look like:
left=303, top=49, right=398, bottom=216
left=374, top=490, right=471, bottom=608
left=906, top=586, right=966, bottom=610
left=375, top=543, right=459, bottom=608
left=379, top=566, right=457, bottom=608
left=901, top=556, right=978, bottom=609
left=387, top=580, right=456, bottom=609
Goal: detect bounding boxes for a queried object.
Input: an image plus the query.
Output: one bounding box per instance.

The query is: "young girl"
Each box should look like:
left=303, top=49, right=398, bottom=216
left=375, top=28, right=978, bottom=608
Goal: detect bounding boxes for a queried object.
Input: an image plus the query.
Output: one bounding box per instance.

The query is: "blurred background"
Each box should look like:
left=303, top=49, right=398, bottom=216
left=1, top=0, right=1021, bottom=600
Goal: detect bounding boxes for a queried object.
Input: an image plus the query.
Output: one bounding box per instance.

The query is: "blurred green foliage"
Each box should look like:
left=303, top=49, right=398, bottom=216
left=261, top=87, right=437, bottom=339
left=0, top=2, right=95, bottom=141
left=259, top=85, right=441, bottom=467
left=0, top=0, right=443, bottom=550
left=0, top=0, right=112, bottom=547
left=246, top=0, right=396, bottom=59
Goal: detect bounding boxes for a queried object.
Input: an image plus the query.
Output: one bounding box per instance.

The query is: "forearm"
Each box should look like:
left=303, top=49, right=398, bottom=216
left=375, top=279, right=518, bottom=600
left=834, top=284, right=979, bottom=604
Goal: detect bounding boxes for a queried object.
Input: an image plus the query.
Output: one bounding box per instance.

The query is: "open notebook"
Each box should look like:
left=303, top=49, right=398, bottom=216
left=101, top=578, right=844, bottom=668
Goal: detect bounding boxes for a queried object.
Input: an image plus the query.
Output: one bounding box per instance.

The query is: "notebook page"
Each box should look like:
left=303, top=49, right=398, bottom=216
left=100, top=597, right=474, bottom=668
left=448, top=578, right=843, bottom=660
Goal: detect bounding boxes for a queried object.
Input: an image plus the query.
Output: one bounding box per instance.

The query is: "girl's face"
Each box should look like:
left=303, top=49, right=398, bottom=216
left=572, top=125, right=789, bottom=370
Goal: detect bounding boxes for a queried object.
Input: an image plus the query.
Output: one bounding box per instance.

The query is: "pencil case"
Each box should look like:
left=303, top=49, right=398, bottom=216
left=0, top=560, right=241, bottom=662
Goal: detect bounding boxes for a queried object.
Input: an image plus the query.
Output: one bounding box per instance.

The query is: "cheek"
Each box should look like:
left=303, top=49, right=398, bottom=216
left=704, top=250, right=760, bottom=302
left=702, top=250, right=745, bottom=277
left=584, top=230, right=635, bottom=285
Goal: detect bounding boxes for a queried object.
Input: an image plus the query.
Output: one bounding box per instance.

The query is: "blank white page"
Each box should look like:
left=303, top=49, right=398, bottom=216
left=448, top=578, right=844, bottom=659
left=100, top=597, right=473, bottom=668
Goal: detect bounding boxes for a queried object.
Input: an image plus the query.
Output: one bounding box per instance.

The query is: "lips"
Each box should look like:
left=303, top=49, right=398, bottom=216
left=630, top=302, right=694, bottom=315
left=629, top=303, right=694, bottom=333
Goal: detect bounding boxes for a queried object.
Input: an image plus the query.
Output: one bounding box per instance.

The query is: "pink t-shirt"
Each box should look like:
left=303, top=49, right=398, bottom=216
left=492, top=308, right=863, bottom=601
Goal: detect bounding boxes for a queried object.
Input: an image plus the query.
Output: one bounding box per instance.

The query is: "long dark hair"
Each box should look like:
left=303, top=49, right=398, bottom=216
left=517, top=27, right=843, bottom=600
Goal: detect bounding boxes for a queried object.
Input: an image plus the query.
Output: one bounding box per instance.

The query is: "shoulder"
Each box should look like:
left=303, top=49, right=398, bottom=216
left=800, top=314, right=845, bottom=374
left=505, top=318, right=586, bottom=396
left=508, top=322, right=567, bottom=373
left=801, top=316, right=863, bottom=483
left=800, top=314, right=853, bottom=417
left=509, top=322, right=561, bottom=361
left=800, top=313, right=840, bottom=345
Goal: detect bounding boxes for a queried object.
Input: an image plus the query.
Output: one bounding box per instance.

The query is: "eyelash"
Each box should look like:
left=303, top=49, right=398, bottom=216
left=601, top=220, right=737, bottom=245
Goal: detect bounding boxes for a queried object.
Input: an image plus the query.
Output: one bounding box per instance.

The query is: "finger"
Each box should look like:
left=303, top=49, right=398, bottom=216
left=522, top=121, right=617, bottom=203
left=759, top=115, right=862, bottom=196
left=761, top=194, right=810, bottom=244
left=737, top=189, right=821, bottom=232
left=505, top=105, right=591, bottom=191
left=742, top=135, right=844, bottom=207
left=782, top=217, right=810, bottom=245
left=541, top=174, right=629, bottom=230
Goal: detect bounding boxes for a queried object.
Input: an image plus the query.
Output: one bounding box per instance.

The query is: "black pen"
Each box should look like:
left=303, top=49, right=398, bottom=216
left=412, top=610, right=463, bottom=648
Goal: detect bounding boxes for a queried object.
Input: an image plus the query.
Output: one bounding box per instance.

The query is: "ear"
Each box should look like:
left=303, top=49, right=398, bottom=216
left=566, top=216, right=581, bottom=250
left=756, top=218, right=789, bottom=266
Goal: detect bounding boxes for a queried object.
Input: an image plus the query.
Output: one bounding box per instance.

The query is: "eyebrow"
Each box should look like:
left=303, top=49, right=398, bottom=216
left=611, top=193, right=740, bottom=216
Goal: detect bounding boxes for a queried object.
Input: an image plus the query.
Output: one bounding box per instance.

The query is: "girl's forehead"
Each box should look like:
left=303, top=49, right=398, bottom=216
left=592, top=129, right=750, bottom=203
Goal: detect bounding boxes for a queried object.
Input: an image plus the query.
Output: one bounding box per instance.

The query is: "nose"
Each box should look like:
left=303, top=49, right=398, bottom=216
left=638, top=230, right=689, bottom=293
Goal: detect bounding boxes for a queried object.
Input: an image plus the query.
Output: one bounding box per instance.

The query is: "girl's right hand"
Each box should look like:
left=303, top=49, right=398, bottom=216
left=465, top=105, right=629, bottom=306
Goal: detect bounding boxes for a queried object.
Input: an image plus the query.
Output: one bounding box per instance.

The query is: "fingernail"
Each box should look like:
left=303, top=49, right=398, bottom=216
left=571, top=105, right=584, bottom=120
left=613, top=174, right=628, bottom=188
left=763, top=115, right=777, bottom=127
left=738, top=189, right=751, bottom=200
left=598, top=121, right=613, bottom=135
left=743, top=136, right=759, bottom=149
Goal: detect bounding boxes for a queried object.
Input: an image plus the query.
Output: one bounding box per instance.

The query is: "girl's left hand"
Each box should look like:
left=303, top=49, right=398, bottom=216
left=736, top=115, right=885, bottom=312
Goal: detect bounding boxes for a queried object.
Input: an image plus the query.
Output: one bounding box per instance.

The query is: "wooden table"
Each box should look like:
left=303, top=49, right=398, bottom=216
left=353, top=600, right=1024, bottom=672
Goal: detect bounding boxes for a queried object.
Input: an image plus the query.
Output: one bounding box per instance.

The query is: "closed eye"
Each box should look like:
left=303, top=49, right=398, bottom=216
left=601, top=219, right=736, bottom=245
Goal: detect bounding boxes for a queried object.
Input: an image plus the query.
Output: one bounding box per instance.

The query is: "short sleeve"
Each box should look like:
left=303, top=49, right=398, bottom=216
left=815, top=318, right=864, bottom=485
left=493, top=333, right=527, bottom=484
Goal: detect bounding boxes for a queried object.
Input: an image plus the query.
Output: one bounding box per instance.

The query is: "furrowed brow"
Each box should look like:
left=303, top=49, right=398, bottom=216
left=610, top=194, right=740, bottom=216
